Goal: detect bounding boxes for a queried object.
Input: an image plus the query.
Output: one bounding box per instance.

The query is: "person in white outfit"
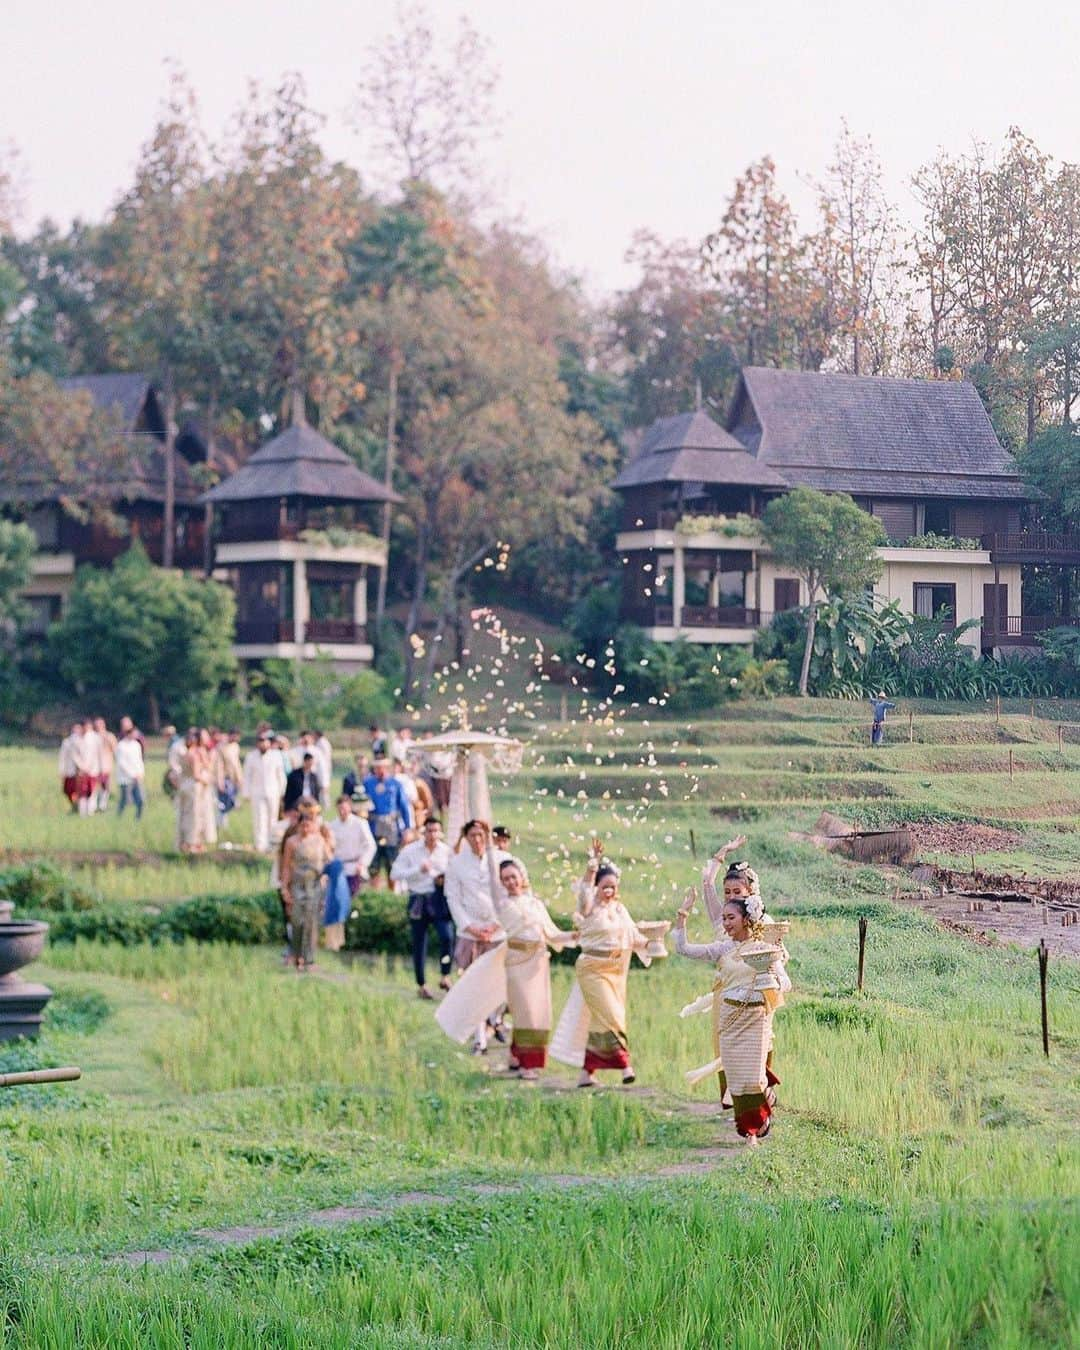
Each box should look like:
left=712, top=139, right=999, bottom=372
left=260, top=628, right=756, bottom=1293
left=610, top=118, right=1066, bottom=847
left=242, top=731, right=287, bottom=852
left=78, top=719, right=104, bottom=816
left=114, top=727, right=146, bottom=820
left=444, top=819, right=506, bottom=1051
left=314, top=731, right=333, bottom=805
left=59, top=722, right=84, bottom=813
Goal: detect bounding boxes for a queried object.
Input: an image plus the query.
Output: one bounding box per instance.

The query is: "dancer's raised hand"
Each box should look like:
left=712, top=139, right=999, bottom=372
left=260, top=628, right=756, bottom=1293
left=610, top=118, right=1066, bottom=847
left=713, top=834, right=747, bottom=861
left=675, top=885, right=697, bottom=927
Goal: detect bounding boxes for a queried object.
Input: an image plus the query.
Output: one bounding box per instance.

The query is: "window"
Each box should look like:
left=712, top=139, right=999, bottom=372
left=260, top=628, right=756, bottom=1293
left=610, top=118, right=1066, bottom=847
left=774, top=579, right=800, bottom=612
left=922, top=501, right=951, bottom=535
left=913, top=582, right=957, bottom=626
left=26, top=506, right=59, bottom=550
left=308, top=578, right=354, bottom=621
left=22, top=595, right=61, bottom=637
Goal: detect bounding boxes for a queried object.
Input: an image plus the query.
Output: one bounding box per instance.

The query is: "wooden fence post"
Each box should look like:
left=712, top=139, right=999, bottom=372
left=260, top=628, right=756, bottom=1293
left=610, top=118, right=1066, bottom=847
left=996, top=693, right=1001, bottom=723
left=1038, top=939, right=1050, bottom=1058
left=1058, top=724, right=1064, bottom=754
left=689, top=828, right=697, bottom=859
left=1009, top=748, right=1014, bottom=779
left=857, top=916, right=868, bottom=993
left=908, top=709, right=914, bottom=743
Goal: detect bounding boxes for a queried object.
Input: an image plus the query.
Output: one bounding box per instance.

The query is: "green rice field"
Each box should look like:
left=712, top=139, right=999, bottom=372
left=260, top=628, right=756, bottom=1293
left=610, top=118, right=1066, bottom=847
left=0, top=698, right=1078, bottom=1346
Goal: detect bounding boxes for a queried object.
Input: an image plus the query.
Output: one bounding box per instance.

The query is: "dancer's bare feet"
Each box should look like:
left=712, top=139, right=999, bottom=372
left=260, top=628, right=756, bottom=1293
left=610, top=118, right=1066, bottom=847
left=576, top=1070, right=597, bottom=1088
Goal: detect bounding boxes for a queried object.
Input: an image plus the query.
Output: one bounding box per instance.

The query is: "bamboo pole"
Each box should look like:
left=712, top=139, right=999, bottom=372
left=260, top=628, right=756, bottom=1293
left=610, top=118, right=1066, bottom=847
left=688, top=828, right=697, bottom=859
left=0, top=1066, right=81, bottom=1089
left=857, top=916, right=868, bottom=992
left=1038, top=940, right=1050, bottom=1058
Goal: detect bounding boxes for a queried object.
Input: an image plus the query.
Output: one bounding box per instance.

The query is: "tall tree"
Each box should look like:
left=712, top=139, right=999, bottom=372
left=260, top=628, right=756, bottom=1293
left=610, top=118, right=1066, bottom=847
left=612, top=232, right=736, bottom=425
left=49, top=543, right=236, bottom=728
left=762, top=487, right=885, bottom=696
left=703, top=158, right=830, bottom=371
left=212, top=76, right=370, bottom=431
left=95, top=74, right=214, bottom=565
left=911, top=130, right=1058, bottom=445
left=350, top=1, right=498, bottom=195
left=813, top=124, right=898, bottom=375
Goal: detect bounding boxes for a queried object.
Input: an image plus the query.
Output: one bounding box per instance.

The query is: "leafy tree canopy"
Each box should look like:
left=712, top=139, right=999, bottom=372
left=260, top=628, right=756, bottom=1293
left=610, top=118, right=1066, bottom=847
left=49, top=543, right=236, bottom=727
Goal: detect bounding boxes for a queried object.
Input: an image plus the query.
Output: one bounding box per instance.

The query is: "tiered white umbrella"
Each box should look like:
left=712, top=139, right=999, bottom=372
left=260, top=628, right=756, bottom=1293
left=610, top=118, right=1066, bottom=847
left=411, top=729, right=524, bottom=843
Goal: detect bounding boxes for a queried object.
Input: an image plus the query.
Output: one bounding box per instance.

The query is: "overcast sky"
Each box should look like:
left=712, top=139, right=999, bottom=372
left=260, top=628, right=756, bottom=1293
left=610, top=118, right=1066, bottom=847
left=4, top=0, right=1080, bottom=296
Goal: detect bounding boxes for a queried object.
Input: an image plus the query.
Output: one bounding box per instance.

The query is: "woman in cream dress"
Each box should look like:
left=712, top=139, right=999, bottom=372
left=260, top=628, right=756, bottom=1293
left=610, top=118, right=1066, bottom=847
left=674, top=838, right=790, bottom=1140
left=551, top=841, right=651, bottom=1089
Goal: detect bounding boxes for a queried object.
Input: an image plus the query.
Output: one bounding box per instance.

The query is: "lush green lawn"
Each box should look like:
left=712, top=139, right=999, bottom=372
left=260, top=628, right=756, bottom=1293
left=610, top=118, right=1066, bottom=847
left=1, top=700, right=1078, bottom=1346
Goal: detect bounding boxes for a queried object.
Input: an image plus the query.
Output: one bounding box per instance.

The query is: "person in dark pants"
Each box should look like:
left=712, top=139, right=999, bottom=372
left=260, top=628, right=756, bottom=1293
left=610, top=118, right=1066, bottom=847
left=363, top=757, right=413, bottom=888
left=391, top=818, right=454, bottom=999
left=870, top=692, right=897, bottom=746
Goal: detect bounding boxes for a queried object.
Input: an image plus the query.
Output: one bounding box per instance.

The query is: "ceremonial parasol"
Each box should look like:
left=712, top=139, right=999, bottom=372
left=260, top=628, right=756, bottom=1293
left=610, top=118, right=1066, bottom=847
left=412, top=729, right=524, bottom=842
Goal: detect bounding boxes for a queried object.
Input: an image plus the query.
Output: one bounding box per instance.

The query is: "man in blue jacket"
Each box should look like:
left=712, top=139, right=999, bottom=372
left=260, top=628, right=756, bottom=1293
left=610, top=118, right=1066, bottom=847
left=870, top=692, right=897, bottom=746
left=362, top=757, right=414, bottom=888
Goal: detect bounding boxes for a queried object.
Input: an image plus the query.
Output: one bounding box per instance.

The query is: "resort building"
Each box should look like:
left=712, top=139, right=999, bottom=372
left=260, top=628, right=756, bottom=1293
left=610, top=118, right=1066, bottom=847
left=200, top=417, right=397, bottom=669
left=7, top=374, right=207, bottom=636
left=614, top=368, right=1077, bottom=655
left=6, top=374, right=396, bottom=668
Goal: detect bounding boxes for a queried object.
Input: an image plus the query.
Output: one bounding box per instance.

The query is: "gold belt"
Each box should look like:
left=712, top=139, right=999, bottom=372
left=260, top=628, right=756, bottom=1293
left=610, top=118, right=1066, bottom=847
left=507, top=938, right=543, bottom=952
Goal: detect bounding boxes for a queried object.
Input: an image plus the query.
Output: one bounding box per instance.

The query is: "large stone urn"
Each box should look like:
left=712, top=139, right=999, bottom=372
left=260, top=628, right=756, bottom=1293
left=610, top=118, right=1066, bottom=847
left=0, top=919, right=52, bottom=1042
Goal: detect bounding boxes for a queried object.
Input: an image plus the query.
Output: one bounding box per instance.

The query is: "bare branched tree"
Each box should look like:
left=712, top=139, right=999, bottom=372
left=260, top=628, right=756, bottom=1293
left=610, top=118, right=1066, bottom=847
left=351, top=2, right=498, bottom=193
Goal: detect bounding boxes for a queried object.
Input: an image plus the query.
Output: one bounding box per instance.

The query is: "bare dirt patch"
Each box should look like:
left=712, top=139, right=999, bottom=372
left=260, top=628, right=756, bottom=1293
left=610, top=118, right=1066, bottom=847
left=910, top=822, right=1025, bottom=855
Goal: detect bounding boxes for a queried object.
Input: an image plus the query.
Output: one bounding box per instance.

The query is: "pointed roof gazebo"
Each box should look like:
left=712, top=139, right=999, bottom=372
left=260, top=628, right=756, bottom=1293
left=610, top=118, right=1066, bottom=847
left=200, top=417, right=401, bottom=666
left=613, top=408, right=788, bottom=491
left=200, top=422, right=401, bottom=507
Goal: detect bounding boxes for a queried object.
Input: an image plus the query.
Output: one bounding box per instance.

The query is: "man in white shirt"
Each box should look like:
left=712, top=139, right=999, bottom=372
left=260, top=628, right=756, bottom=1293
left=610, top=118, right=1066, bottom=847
left=242, top=732, right=288, bottom=852
left=114, top=727, right=146, bottom=821
left=329, top=794, right=377, bottom=895
left=391, top=818, right=453, bottom=999
left=444, top=820, right=506, bottom=1050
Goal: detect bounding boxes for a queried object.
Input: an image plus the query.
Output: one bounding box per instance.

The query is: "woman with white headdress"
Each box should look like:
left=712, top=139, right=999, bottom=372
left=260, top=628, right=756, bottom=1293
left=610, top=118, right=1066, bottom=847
left=551, top=839, right=652, bottom=1089
left=673, top=836, right=790, bottom=1141
left=436, top=856, right=576, bottom=1080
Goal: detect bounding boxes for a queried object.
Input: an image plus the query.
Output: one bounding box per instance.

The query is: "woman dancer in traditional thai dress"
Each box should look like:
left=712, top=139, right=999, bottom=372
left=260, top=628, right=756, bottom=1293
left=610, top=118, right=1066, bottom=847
left=436, top=858, right=575, bottom=1078
left=552, top=840, right=651, bottom=1088
left=673, top=839, right=789, bottom=1141
left=498, top=859, right=577, bottom=1079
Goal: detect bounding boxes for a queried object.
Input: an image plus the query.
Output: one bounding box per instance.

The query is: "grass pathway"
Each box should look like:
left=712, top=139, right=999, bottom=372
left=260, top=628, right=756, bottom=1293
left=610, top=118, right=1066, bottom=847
left=112, top=1133, right=743, bottom=1267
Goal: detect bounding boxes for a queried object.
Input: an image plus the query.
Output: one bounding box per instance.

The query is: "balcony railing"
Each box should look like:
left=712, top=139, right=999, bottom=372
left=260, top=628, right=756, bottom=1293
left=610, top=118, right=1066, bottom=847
left=982, top=531, right=1080, bottom=562
left=982, top=614, right=1059, bottom=644
left=304, top=619, right=367, bottom=644
left=652, top=605, right=768, bottom=629
left=235, top=619, right=293, bottom=644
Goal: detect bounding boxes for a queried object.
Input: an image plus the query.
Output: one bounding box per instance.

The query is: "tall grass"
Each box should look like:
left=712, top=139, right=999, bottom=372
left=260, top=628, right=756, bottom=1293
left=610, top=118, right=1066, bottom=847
left=2, top=1188, right=1075, bottom=1348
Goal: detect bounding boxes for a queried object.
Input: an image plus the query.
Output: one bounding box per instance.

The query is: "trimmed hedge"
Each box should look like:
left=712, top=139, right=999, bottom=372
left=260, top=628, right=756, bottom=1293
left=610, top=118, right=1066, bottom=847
left=5, top=863, right=582, bottom=958
left=0, top=861, right=98, bottom=913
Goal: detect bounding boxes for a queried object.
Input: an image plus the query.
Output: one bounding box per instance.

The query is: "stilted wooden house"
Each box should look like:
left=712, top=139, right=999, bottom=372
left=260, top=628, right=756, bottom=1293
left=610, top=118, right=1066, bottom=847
left=614, top=369, right=1077, bottom=654
left=200, top=418, right=399, bottom=668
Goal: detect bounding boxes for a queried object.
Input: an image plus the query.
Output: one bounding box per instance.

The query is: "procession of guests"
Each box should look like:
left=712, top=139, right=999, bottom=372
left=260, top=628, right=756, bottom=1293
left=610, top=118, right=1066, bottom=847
left=56, top=716, right=789, bottom=1141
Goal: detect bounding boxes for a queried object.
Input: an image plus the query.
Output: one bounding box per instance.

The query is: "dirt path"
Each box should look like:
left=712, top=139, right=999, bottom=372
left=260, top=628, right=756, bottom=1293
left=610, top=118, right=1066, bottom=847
left=113, top=1142, right=742, bottom=1267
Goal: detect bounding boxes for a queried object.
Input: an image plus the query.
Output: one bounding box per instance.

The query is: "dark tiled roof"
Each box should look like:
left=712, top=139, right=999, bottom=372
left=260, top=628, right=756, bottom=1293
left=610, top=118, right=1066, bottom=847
left=639, top=411, right=745, bottom=455
left=1, top=373, right=201, bottom=506
left=781, top=467, right=1032, bottom=501
left=201, top=423, right=401, bottom=504
left=614, top=409, right=787, bottom=490
left=59, top=373, right=155, bottom=433
left=735, top=367, right=1031, bottom=491
left=0, top=435, right=202, bottom=506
